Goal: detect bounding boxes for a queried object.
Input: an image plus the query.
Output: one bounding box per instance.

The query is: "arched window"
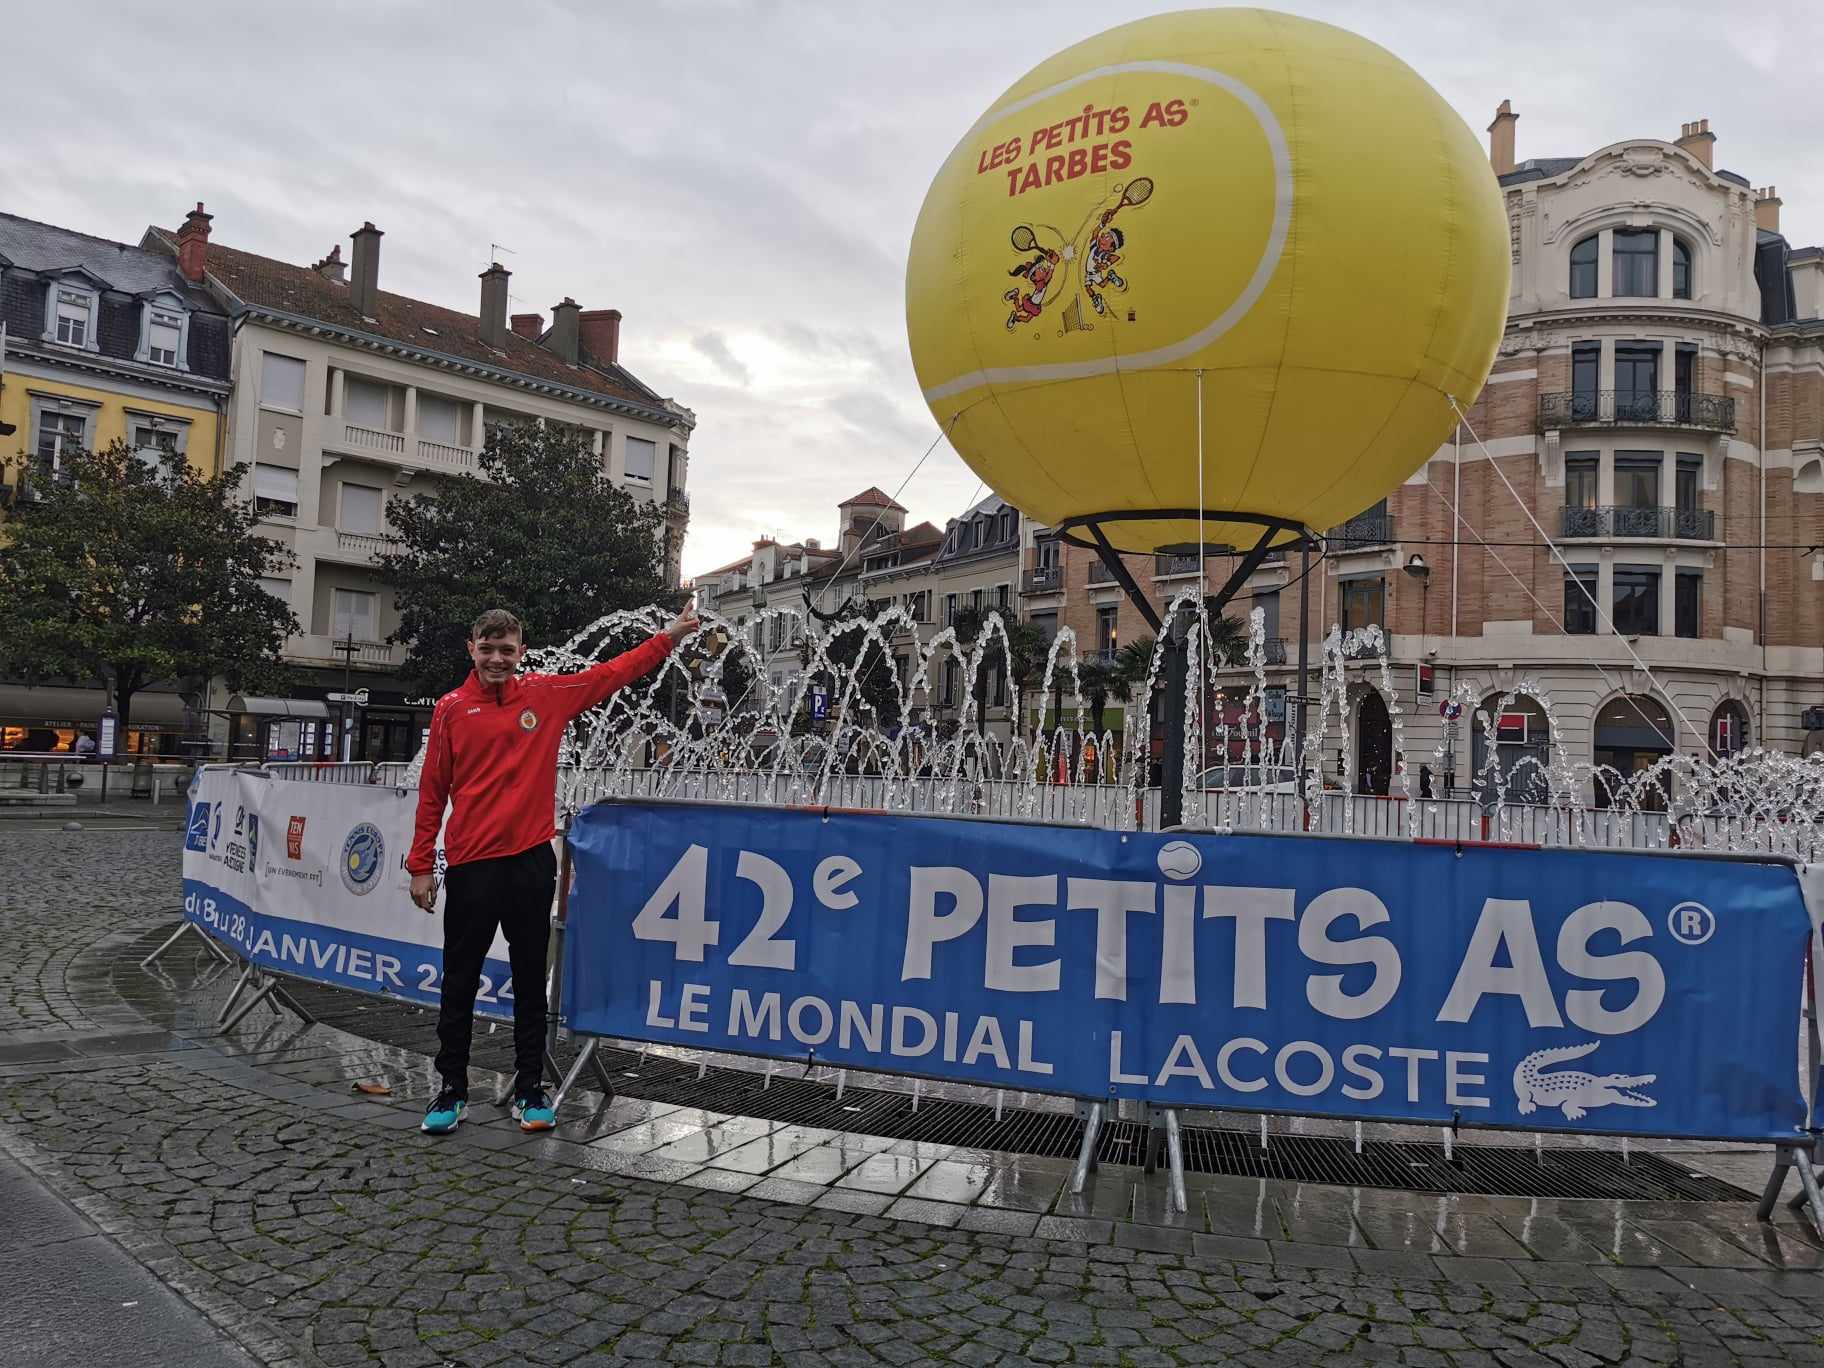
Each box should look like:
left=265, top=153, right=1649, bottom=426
left=1709, top=700, right=1749, bottom=757
left=1471, top=695, right=1551, bottom=804
left=1594, top=693, right=1674, bottom=809
left=1612, top=229, right=1659, bottom=296
left=1672, top=238, right=1692, bottom=300
left=1569, top=235, right=1598, bottom=298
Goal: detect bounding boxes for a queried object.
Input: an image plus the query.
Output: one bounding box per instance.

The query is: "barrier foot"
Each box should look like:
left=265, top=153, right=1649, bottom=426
left=141, top=920, right=231, bottom=970
left=1760, top=1147, right=1795, bottom=1221
left=552, top=1039, right=607, bottom=1113
left=586, top=1046, right=619, bottom=1103
left=216, top=961, right=257, bottom=1025
left=1163, top=1108, right=1189, bottom=1216
left=1794, top=1143, right=1824, bottom=1233
left=220, top=966, right=314, bottom=1034
left=1071, top=1103, right=1104, bottom=1196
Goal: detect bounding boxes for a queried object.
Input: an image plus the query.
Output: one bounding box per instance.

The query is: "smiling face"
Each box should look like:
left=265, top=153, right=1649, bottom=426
left=467, top=629, right=524, bottom=687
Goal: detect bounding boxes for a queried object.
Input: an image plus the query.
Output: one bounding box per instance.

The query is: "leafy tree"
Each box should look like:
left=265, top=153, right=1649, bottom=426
left=802, top=597, right=901, bottom=737
left=378, top=423, right=680, bottom=694
left=0, top=441, right=297, bottom=741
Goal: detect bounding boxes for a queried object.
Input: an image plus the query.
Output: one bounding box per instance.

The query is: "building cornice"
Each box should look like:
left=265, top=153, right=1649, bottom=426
left=234, top=305, right=691, bottom=431
left=1500, top=308, right=1766, bottom=360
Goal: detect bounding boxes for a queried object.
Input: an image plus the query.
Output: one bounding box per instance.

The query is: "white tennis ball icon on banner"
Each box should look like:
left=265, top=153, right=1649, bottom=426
left=1157, top=841, right=1202, bottom=881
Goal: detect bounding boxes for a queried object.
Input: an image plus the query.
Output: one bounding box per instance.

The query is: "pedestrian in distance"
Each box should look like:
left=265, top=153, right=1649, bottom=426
left=408, top=605, right=698, bottom=1135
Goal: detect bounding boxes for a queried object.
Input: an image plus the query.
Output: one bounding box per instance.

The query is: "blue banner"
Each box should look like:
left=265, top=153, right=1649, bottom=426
left=565, top=800, right=1811, bottom=1141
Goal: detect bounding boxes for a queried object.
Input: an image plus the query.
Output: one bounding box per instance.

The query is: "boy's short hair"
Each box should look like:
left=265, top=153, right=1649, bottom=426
left=470, top=608, right=524, bottom=642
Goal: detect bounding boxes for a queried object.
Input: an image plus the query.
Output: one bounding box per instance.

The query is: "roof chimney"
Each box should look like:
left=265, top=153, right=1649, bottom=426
left=547, top=297, right=580, bottom=364
left=510, top=313, right=543, bottom=340
left=1756, top=186, right=1782, bottom=234
left=348, top=222, right=383, bottom=318
left=478, top=262, right=510, bottom=349
left=176, top=202, right=212, bottom=283
left=1487, top=100, right=1518, bottom=177
left=579, top=308, right=621, bottom=367
left=312, top=244, right=346, bottom=285
left=1676, top=119, right=1716, bottom=170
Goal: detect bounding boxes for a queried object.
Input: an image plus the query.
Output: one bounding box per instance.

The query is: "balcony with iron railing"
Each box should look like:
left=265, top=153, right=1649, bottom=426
left=1558, top=505, right=1719, bottom=541
left=1327, top=513, right=1395, bottom=550
left=1538, top=390, right=1736, bottom=433
left=1022, top=564, right=1063, bottom=593
left=1087, top=561, right=1119, bottom=585
left=1340, top=630, right=1389, bottom=659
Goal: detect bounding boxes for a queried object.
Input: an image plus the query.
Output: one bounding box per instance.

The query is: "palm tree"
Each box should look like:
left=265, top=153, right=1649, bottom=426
left=1075, top=657, right=1114, bottom=737
left=951, top=604, right=1043, bottom=737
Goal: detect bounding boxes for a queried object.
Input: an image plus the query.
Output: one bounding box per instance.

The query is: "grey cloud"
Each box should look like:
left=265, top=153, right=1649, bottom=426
left=692, top=332, right=753, bottom=386
left=6, top=0, right=1821, bottom=584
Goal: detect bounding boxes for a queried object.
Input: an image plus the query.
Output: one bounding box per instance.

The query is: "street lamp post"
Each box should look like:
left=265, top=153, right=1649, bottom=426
left=332, top=632, right=359, bottom=761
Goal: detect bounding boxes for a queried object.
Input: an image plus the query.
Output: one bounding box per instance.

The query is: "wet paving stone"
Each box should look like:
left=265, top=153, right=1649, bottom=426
left=3, top=826, right=1824, bottom=1365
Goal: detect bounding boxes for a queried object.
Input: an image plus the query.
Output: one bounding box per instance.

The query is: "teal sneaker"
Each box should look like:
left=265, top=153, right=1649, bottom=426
left=512, top=1088, right=556, bottom=1132
left=421, top=1087, right=467, bottom=1134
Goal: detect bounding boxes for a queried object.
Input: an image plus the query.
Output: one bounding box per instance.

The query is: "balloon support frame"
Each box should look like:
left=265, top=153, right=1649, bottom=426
left=1056, top=510, right=1310, bottom=632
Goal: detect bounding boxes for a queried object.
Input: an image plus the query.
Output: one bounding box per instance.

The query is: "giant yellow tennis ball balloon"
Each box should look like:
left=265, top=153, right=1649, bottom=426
left=905, top=8, right=1508, bottom=554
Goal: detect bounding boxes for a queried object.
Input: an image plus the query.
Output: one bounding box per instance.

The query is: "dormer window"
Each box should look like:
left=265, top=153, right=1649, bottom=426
left=53, top=286, right=95, bottom=348
left=136, top=294, right=191, bottom=369
left=147, top=310, right=182, bottom=366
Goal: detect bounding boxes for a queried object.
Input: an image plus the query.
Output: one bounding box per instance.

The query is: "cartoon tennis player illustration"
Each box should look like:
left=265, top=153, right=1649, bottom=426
left=999, top=177, right=1153, bottom=334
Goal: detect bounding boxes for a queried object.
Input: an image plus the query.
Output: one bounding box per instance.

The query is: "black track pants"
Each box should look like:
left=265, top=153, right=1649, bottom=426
left=434, top=842, right=556, bottom=1098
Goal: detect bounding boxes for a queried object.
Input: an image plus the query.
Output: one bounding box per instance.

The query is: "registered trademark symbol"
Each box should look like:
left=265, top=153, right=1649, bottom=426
left=1667, top=901, right=1715, bottom=946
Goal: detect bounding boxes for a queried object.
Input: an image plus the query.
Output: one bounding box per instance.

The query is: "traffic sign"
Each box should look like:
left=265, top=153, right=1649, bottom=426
left=809, top=688, right=829, bottom=722
left=328, top=688, right=371, bottom=706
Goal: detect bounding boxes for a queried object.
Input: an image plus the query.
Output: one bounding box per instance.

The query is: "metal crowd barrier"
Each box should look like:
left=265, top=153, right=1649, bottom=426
left=256, top=759, right=1819, bottom=860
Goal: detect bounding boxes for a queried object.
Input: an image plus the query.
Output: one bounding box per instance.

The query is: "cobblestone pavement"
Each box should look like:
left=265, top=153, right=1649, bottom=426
left=3, top=827, right=1824, bottom=1367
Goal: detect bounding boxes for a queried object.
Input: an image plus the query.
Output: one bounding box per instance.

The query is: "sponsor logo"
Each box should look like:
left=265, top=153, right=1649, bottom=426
left=186, top=802, right=212, bottom=852
left=340, top=822, right=386, bottom=896
left=1156, top=840, right=1201, bottom=880
left=519, top=708, right=539, bottom=731
left=210, top=802, right=224, bottom=852
left=246, top=813, right=260, bottom=868
left=1514, top=1043, right=1656, bottom=1122
left=287, top=815, right=306, bottom=861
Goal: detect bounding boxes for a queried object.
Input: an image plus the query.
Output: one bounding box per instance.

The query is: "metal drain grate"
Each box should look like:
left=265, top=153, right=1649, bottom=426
left=254, top=962, right=1749, bottom=1202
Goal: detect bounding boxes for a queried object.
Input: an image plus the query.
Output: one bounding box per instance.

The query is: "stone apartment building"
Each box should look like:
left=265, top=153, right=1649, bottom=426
left=1021, top=107, right=1824, bottom=802
left=139, top=206, right=693, bottom=761
left=0, top=210, right=234, bottom=754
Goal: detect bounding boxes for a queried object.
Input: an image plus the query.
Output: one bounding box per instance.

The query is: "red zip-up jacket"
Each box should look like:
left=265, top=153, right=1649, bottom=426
left=407, top=633, right=673, bottom=875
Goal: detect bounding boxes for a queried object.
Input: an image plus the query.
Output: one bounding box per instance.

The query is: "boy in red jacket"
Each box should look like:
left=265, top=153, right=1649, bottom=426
left=408, top=605, right=696, bottom=1134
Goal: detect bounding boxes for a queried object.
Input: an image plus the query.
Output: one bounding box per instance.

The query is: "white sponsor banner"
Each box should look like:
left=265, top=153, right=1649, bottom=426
left=182, top=768, right=517, bottom=1016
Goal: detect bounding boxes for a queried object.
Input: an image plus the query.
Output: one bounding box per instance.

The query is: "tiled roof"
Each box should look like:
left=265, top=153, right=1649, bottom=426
left=0, top=212, right=231, bottom=383
left=147, top=228, right=675, bottom=418
left=841, top=486, right=906, bottom=511
left=0, top=212, right=224, bottom=306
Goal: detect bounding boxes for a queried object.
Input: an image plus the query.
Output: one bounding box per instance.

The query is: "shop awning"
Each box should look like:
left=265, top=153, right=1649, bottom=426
left=227, top=695, right=330, bottom=719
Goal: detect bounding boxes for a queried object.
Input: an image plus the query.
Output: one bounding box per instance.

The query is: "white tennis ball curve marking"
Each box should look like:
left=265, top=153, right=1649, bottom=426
left=1157, top=840, right=1202, bottom=881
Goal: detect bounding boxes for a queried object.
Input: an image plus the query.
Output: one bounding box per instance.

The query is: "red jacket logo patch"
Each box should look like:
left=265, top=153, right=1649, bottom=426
left=518, top=708, right=539, bottom=731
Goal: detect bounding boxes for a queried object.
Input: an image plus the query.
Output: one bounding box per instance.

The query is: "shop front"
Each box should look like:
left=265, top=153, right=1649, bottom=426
left=232, top=674, right=437, bottom=763
left=0, top=681, right=197, bottom=757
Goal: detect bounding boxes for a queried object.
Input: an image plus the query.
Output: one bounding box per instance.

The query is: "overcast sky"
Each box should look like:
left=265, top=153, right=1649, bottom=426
left=8, top=1, right=1820, bottom=578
